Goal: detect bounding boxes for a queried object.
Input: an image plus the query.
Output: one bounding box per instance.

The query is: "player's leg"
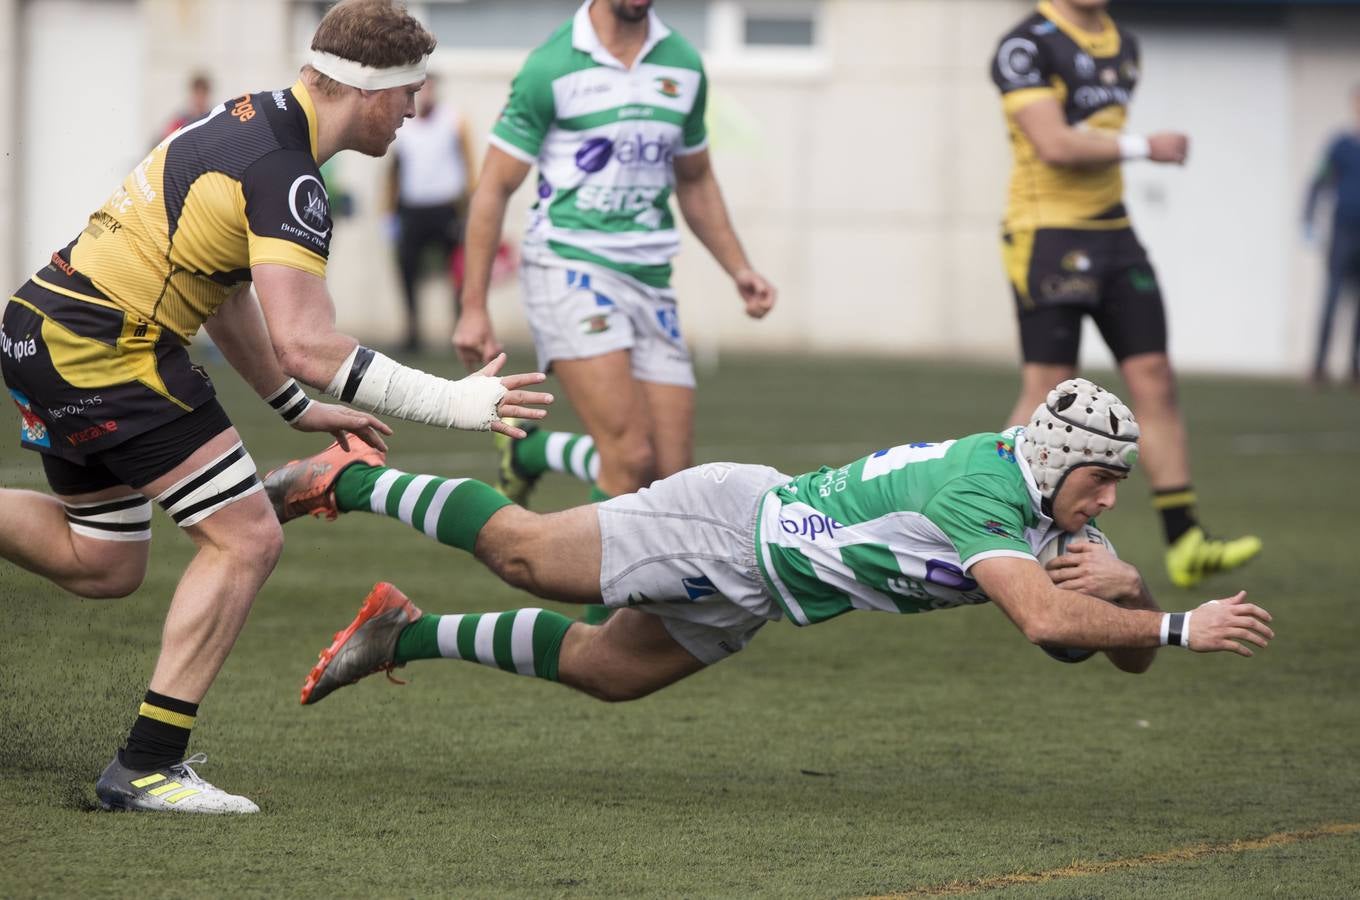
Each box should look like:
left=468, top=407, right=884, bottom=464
left=0, top=466, right=150, bottom=600
left=394, top=208, right=426, bottom=351
left=551, top=352, right=656, bottom=496
left=1001, top=228, right=1085, bottom=427
left=1312, top=235, right=1348, bottom=382
left=94, top=408, right=279, bottom=814
left=1097, top=237, right=1260, bottom=587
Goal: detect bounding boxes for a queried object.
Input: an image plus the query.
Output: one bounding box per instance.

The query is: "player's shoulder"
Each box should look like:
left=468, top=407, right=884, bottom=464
left=648, top=26, right=705, bottom=72
left=995, top=10, right=1057, bottom=51
left=940, top=432, right=1026, bottom=483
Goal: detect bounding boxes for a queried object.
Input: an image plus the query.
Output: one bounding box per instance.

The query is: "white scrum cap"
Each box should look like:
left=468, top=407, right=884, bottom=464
left=1020, top=378, right=1140, bottom=510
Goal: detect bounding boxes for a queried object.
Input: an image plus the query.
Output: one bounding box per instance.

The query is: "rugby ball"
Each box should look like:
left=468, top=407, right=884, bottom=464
left=1035, top=525, right=1111, bottom=664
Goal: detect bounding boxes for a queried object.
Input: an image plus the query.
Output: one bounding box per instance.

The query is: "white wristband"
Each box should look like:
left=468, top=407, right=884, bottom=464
left=325, top=346, right=506, bottom=431
left=1118, top=134, right=1150, bottom=160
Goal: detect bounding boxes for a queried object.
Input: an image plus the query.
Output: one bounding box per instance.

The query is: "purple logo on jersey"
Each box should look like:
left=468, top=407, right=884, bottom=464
left=575, top=137, right=615, bottom=173
left=924, top=559, right=978, bottom=592
left=537, top=175, right=553, bottom=199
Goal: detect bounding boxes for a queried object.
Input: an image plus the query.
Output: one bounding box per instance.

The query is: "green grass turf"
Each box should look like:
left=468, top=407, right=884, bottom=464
left=2, top=352, right=1358, bottom=898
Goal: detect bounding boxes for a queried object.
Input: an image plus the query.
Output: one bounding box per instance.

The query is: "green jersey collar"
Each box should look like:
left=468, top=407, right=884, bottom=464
left=572, top=0, right=672, bottom=70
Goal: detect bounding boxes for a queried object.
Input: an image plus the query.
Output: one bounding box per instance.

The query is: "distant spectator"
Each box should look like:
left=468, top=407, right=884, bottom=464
left=387, top=74, right=475, bottom=352
left=1303, top=83, right=1360, bottom=387
left=158, top=72, right=214, bottom=142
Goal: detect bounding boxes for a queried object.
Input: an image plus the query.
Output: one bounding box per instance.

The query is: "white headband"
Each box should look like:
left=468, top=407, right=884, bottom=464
left=310, top=49, right=427, bottom=90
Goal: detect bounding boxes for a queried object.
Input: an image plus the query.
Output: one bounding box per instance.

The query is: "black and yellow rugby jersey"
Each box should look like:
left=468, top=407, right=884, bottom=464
left=991, top=1, right=1140, bottom=232
left=56, top=80, right=332, bottom=341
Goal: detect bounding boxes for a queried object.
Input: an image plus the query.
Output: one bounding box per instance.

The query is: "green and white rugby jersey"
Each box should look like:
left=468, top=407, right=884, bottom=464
left=490, top=2, right=708, bottom=289
left=756, top=429, right=1062, bottom=626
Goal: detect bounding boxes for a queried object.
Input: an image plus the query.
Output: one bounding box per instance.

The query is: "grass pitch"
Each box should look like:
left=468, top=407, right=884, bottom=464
left=2, top=352, right=1358, bottom=898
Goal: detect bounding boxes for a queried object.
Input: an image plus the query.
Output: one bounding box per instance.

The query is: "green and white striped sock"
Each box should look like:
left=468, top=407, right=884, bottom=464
left=516, top=430, right=600, bottom=485
left=394, top=608, right=574, bottom=681
left=334, top=464, right=512, bottom=552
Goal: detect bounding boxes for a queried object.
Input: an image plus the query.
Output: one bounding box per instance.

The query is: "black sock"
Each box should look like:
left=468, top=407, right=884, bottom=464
left=1153, top=486, right=1199, bottom=545
left=118, top=690, right=198, bottom=772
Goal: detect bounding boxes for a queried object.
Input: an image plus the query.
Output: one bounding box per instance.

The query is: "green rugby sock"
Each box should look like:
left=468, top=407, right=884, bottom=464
left=334, top=464, right=511, bottom=552
left=394, top=608, right=573, bottom=681
left=518, top=430, right=600, bottom=485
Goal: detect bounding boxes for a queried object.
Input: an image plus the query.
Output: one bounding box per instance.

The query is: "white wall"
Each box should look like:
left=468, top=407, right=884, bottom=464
left=3, top=0, right=1359, bottom=377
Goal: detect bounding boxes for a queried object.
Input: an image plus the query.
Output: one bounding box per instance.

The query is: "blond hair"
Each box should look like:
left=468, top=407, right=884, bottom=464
left=305, top=0, right=436, bottom=96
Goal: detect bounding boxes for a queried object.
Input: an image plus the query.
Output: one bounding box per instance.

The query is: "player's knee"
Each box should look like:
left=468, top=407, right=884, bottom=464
left=603, top=438, right=657, bottom=490
left=219, top=513, right=284, bottom=577
left=1123, top=354, right=1178, bottom=406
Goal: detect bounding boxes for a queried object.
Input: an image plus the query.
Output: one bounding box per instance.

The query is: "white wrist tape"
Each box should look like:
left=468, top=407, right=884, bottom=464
left=265, top=378, right=311, bottom=424
left=325, top=346, right=506, bottom=431
left=1118, top=134, right=1150, bottom=160
left=1160, top=611, right=1191, bottom=648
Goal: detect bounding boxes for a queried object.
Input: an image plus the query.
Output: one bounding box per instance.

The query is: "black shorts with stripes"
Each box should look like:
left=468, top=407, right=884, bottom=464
left=39, top=399, right=234, bottom=495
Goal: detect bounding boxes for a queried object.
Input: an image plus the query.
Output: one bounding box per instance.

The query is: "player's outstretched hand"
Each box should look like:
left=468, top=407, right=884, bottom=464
left=735, top=268, right=776, bottom=319
left=293, top=401, right=392, bottom=452
left=1148, top=131, right=1189, bottom=165
left=474, top=353, right=554, bottom=438
left=453, top=307, right=504, bottom=372
left=1188, top=591, right=1273, bottom=656
left=1045, top=540, right=1144, bottom=604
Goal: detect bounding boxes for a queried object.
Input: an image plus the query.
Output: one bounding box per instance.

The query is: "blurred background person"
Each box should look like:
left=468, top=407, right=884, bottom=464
left=1303, top=82, right=1360, bottom=388
left=156, top=71, right=213, bottom=142
left=387, top=73, right=475, bottom=353
left=990, top=0, right=1260, bottom=589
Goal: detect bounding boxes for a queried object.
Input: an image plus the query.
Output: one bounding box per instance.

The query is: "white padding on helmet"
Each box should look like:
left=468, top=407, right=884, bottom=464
left=1021, top=378, right=1140, bottom=503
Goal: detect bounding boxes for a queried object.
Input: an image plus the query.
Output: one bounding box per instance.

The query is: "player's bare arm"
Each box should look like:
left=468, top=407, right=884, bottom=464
left=204, top=285, right=391, bottom=451
left=977, top=555, right=1273, bottom=657
left=453, top=146, right=532, bottom=370
left=253, top=263, right=552, bottom=438
left=1044, top=540, right=1159, bottom=672
left=673, top=149, right=776, bottom=319
left=1013, top=97, right=1188, bottom=167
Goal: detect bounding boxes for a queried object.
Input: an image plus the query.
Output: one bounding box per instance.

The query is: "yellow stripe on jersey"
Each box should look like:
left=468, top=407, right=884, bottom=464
left=294, top=79, right=321, bottom=161
left=137, top=701, right=197, bottom=730
left=1002, top=229, right=1037, bottom=308
left=1002, top=86, right=1059, bottom=116
left=246, top=234, right=327, bottom=277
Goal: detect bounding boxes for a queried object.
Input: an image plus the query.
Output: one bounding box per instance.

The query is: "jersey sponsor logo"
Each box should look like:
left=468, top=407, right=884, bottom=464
left=0, top=325, right=37, bottom=364
left=997, top=37, right=1042, bottom=87
left=537, top=175, right=554, bottom=199
left=654, top=77, right=681, bottom=98
left=779, top=512, right=844, bottom=541
left=49, top=252, right=78, bottom=277
left=271, top=90, right=288, bottom=110
left=65, top=420, right=119, bottom=446
left=46, top=394, right=102, bottom=420
left=1073, top=84, right=1130, bottom=110
left=701, top=463, right=734, bottom=484
left=682, top=575, right=718, bottom=601
left=1061, top=250, right=1092, bottom=273
left=573, top=184, right=664, bottom=216
left=1129, top=268, right=1157, bottom=293
left=1100, top=67, right=1119, bottom=86
left=1074, top=53, right=1096, bottom=78
left=287, top=174, right=331, bottom=239
left=655, top=306, right=682, bottom=342
left=574, top=134, right=676, bottom=174
left=1039, top=272, right=1098, bottom=303
left=1031, top=22, right=1057, bottom=35
left=230, top=94, right=256, bottom=122
left=9, top=389, right=50, bottom=448
left=1121, top=60, right=1139, bottom=82
left=982, top=519, right=1014, bottom=538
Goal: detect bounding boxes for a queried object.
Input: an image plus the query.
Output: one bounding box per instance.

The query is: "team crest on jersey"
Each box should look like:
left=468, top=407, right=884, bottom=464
left=9, top=389, right=50, bottom=448
left=1101, top=67, right=1119, bottom=86
left=580, top=314, right=611, bottom=335
left=654, top=77, right=681, bottom=98
left=1061, top=250, right=1092, bottom=273
left=287, top=174, right=330, bottom=238
left=982, top=520, right=1014, bottom=538
left=995, top=440, right=1016, bottom=464
left=1074, top=53, right=1096, bottom=78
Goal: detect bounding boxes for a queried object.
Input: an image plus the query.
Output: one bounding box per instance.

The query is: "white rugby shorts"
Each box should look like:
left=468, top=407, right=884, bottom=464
left=520, top=260, right=695, bottom=388
left=596, top=462, right=790, bottom=664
